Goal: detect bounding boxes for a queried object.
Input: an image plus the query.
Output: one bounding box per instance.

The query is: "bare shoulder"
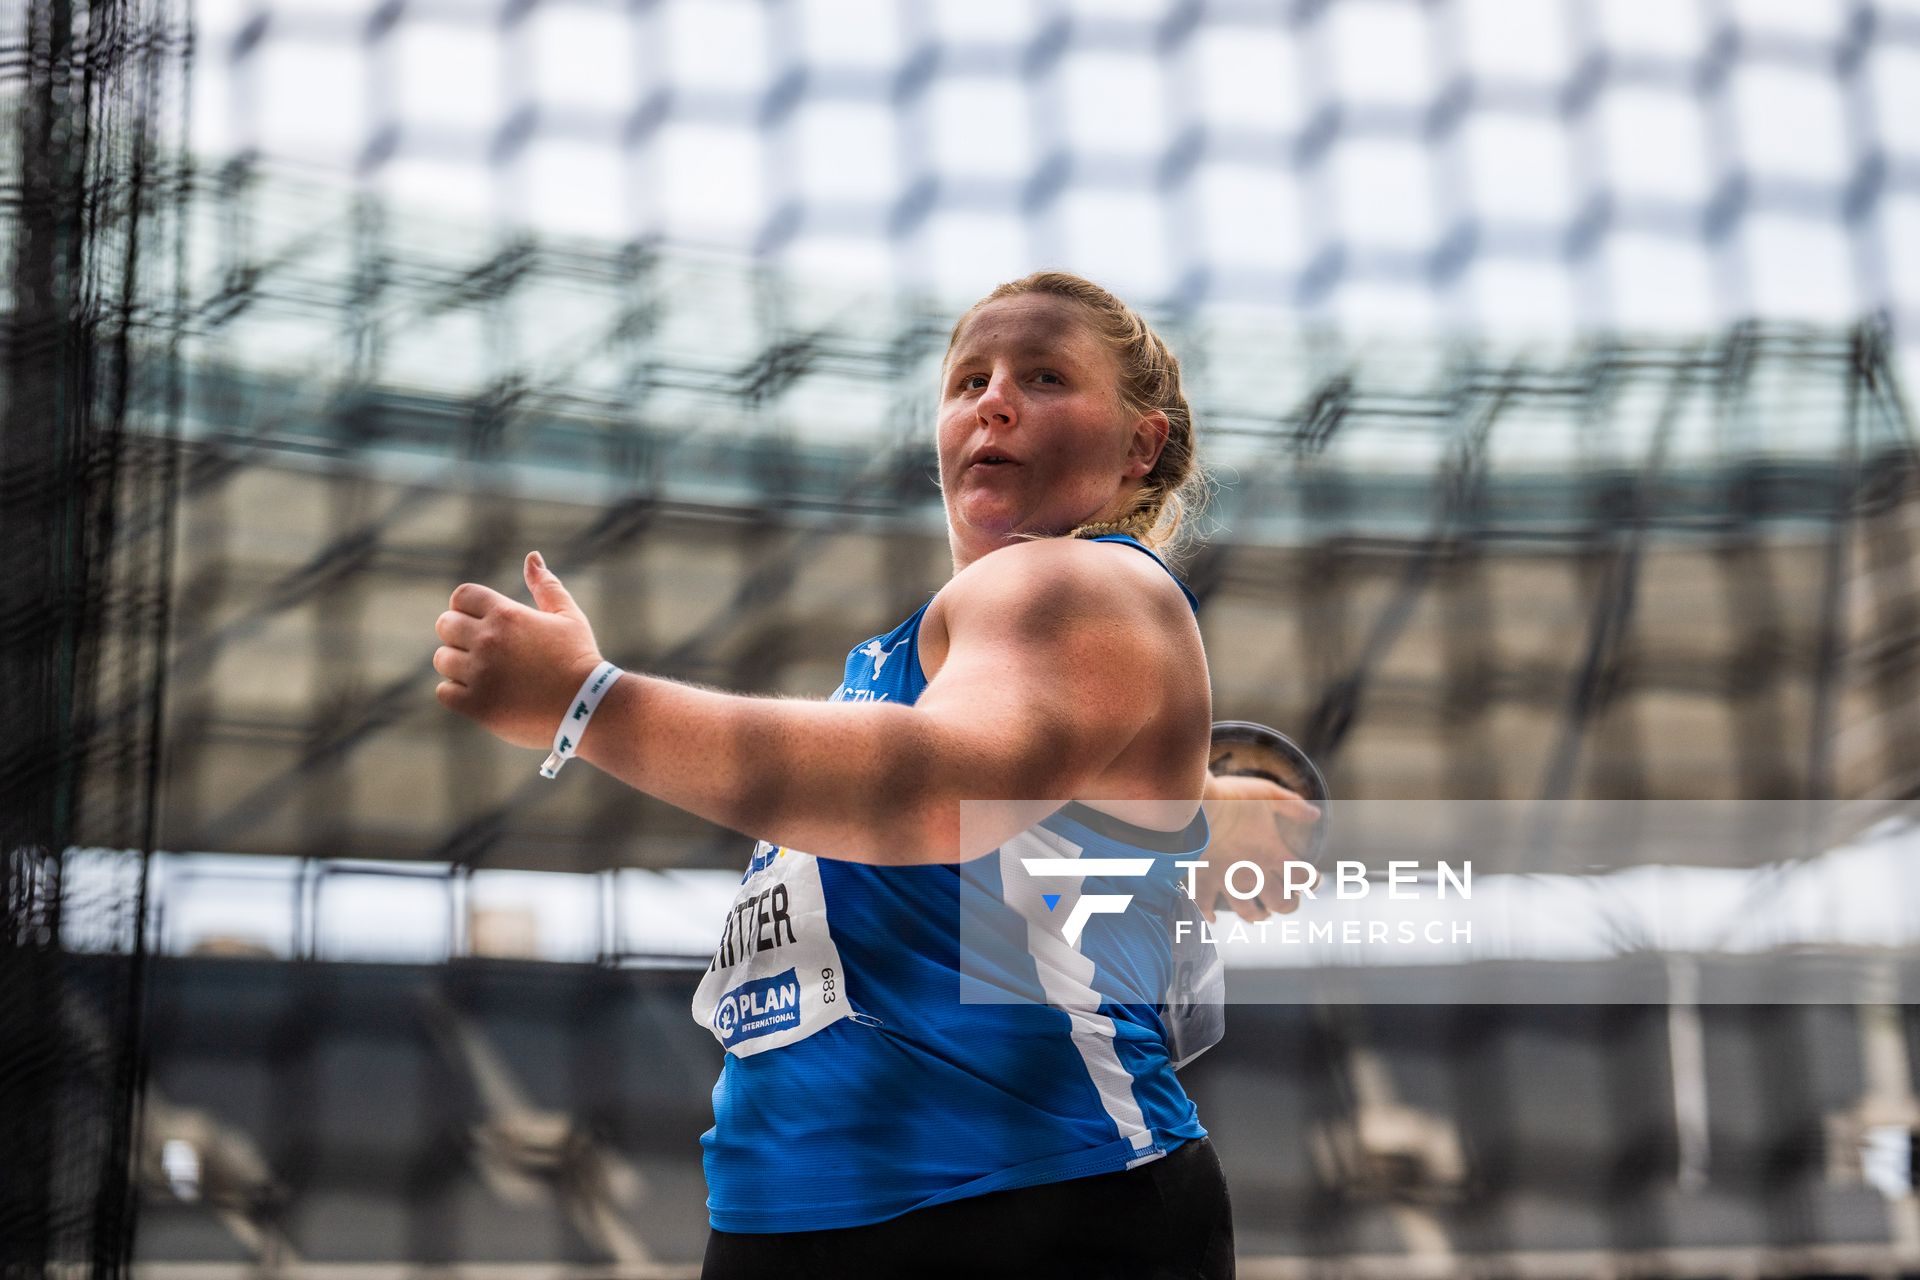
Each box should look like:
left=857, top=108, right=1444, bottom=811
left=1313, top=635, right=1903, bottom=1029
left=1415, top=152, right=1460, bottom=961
left=920, top=538, right=1196, bottom=680
left=977, top=536, right=1186, bottom=604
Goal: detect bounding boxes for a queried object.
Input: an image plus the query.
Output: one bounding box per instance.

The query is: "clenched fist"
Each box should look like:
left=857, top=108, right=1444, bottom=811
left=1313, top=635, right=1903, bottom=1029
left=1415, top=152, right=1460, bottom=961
left=434, top=551, right=606, bottom=751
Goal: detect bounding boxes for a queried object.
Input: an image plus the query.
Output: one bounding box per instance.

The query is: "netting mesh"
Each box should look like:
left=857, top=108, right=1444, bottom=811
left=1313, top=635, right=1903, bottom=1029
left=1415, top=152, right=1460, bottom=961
left=155, top=175, right=1920, bottom=875
left=121, top=157, right=1920, bottom=1272
left=189, top=0, right=1920, bottom=381
left=128, top=958, right=1920, bottom=1272
left=1, top=0, right=187, bottom=1272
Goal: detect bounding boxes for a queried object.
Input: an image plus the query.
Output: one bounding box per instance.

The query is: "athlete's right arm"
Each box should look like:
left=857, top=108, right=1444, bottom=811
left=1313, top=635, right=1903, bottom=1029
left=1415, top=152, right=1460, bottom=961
left=561, top=539, right=1194, bottom=864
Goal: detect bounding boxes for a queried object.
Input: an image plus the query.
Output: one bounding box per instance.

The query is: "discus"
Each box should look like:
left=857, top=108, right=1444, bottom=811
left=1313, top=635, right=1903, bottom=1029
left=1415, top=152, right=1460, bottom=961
left=1208, top=720, right=1331, bottom=867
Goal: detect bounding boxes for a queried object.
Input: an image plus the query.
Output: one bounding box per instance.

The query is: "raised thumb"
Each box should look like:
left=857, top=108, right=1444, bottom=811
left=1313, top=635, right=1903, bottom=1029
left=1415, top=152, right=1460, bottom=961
left=524, top=551, right=581, bottom=617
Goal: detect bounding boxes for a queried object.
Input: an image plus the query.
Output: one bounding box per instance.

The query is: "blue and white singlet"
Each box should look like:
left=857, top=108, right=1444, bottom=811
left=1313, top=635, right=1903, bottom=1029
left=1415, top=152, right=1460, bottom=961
left=690, top=536, right=1214, bottom=1233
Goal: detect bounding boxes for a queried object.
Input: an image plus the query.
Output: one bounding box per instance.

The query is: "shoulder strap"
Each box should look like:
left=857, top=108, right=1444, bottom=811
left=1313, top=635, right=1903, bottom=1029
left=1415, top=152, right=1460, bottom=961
left=1085, top=534, right=1200, bottom=614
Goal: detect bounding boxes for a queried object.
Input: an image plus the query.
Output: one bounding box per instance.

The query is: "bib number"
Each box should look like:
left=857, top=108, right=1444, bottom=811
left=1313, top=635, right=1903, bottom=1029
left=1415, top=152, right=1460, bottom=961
left=692, top=843, right=853, bottom=1057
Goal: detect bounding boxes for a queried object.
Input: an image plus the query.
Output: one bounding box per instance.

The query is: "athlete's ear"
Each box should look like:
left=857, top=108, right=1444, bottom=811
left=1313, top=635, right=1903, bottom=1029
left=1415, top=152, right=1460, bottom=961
left=1125, top=410, right=1170, bottom=480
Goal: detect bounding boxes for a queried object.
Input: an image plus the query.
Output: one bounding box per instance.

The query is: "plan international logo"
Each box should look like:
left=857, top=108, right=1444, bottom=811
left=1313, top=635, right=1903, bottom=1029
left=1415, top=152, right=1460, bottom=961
left=713, top=968, right=801, bottom=1048
left=1020, top=855, right=1474, bottom=945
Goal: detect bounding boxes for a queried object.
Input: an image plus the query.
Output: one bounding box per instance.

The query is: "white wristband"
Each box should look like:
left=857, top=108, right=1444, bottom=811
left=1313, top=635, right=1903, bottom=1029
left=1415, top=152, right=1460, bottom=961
left=539, top=661, right=624, bottom=779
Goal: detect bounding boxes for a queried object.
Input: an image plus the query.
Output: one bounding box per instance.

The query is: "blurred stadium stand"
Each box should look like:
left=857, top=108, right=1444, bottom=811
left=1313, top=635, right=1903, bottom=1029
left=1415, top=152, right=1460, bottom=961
left=125, top=956, right=1920, bottom=1274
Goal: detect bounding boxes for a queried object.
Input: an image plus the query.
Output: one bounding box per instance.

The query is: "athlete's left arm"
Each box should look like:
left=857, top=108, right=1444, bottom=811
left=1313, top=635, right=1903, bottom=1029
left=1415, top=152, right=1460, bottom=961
left=1198, top=773, right=1322, bottom=921
left=431, top=545, right=1191, bottom=864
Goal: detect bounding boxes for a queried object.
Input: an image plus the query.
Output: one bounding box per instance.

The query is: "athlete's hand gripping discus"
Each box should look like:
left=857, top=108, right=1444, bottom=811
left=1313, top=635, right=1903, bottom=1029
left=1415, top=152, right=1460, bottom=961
left=1207, top=720, right=1331, bottom=867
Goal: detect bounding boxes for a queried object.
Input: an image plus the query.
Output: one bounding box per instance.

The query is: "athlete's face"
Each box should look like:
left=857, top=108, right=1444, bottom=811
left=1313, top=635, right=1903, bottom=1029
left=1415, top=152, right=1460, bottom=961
left=938, top=295, right=1166, bottom=568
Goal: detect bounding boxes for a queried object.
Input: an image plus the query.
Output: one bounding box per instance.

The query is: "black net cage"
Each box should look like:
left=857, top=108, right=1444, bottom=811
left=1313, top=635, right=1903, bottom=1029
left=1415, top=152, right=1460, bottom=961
left=2, top=0, right=188, bottom=1274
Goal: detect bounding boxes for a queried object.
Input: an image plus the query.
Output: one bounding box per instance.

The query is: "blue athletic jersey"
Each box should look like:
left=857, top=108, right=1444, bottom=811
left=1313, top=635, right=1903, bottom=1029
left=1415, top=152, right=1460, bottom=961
left=691, top=536, right=1211, bottom=1233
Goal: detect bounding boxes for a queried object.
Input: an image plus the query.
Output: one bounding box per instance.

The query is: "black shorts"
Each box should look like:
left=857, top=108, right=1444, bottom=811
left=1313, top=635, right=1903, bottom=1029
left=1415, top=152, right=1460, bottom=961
left=700, top=1136, right=1235, bottom=1280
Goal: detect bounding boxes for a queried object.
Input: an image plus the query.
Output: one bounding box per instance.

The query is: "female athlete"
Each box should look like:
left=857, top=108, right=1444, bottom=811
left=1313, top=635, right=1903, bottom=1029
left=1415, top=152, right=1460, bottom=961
left=434, top=271, right=1317, bottom=1278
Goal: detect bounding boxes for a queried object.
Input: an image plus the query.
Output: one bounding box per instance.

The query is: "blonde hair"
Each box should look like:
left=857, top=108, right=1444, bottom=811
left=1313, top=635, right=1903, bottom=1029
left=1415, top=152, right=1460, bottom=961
left=944, top=271, right=1204, bottom=554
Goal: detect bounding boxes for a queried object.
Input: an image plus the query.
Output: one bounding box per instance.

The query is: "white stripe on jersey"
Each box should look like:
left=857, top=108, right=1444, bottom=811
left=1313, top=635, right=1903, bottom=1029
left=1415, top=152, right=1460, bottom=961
left=998, top=826, right=1161, bottom=1162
